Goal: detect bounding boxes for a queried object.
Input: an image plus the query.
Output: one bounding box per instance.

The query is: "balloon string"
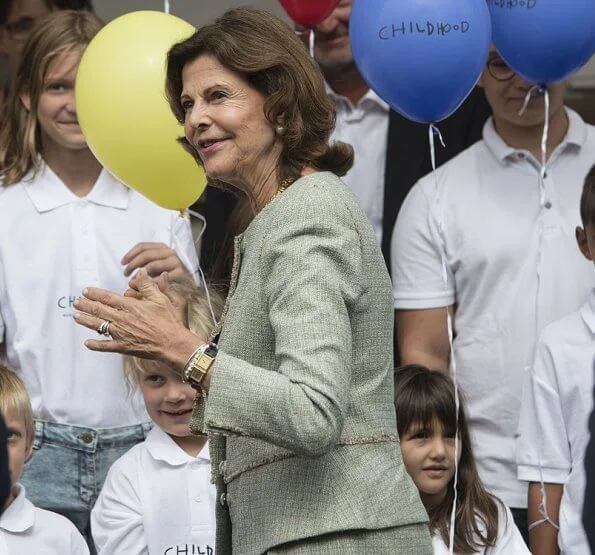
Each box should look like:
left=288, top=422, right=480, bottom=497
left=540, top=89, right=550, bottom=182
left=519, top=85, right=555, bottom=535
left=294, top=28, right=315, bottom=58
left=186, top=208, right=220, bottom=330
left=163, top=0, right=170, bottom=14
left=429, top=123, right=459, bottom=555
left=518, top=85, right=549, bottom=183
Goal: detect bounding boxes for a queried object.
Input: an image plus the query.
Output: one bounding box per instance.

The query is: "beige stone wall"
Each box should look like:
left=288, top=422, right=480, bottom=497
left=93, top=0, right=288, bottom=26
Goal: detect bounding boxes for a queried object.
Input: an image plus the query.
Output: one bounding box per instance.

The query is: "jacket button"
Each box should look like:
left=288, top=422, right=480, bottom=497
left=218, top=460, right=226, bottom=475
left=220, top=493, right=227, bottom=507
left=79, top=433, right=94, bottom=444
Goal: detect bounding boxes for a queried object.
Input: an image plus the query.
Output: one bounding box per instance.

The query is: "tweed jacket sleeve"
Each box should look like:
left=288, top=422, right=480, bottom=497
left=203, top=179, right=364, bottom=457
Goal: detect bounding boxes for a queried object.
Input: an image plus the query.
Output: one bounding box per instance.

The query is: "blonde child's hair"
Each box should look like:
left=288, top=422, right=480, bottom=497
left=124, top=279, right=224, bottom=388
left=0, top=365, right=35, bottom=448
left=0, top=10, right=104, bottom=185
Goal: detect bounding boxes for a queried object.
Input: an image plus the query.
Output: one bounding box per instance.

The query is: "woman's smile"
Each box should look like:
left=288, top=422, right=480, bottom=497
left=197, top=138, right=228, bottom=155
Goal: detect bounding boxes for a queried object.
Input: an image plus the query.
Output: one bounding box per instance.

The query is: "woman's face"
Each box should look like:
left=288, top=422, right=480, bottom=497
left=400, top=419, right=460, bottom=509
left=180, top=54, right=283, bottom=190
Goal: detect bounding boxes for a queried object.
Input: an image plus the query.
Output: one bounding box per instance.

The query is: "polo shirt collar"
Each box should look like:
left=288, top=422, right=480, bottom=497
left=24, top=162, right=130, bottom=213
left=581, top=289, right=595, bottom=335
left=0, top=484, right=34, bottom=533
left=324, top=80, right=389, bottom=112
left=145, top=425, right=210, bottom=467
left=483, top=108, right=586, bottom=164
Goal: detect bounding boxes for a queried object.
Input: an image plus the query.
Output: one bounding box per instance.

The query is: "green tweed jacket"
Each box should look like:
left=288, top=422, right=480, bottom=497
left=191, top=172, right=428, bottom=554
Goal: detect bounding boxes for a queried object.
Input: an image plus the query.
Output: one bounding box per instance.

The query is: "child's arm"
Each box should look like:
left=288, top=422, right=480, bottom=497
left=516, top=331, right=569, bottom=555
left=91, top=460, right=148, bottom=555
left=528, top=482, right=562, bottom=555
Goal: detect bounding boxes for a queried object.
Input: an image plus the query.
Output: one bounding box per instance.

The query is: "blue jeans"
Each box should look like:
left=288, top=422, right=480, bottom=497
left=21, top=420, right=151, bottom=550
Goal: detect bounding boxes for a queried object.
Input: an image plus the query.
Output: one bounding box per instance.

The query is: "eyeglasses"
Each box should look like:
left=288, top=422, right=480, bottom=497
left=1, top=17, right=37, bottom=42
left=487, top=57, right=515, bottom=82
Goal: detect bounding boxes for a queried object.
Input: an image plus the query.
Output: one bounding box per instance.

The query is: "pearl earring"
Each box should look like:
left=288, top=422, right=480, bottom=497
left=275, top=125, right=285, bottom=135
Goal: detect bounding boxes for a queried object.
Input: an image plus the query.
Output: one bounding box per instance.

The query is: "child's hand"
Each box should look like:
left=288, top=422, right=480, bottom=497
left=121, top=242, right=190, bottom=280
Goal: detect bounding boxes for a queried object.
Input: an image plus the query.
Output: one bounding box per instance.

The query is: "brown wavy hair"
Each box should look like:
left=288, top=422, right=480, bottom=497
left=0, top=10, right=103, bottom=185
left=394, top=365, right=503, bottom=553
left=165, top=7, right=353, bottom=189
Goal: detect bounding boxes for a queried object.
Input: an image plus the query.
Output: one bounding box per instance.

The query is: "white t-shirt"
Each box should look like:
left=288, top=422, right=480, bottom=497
left=0, top=164, right=199, bottom=428
left=392, top=109, right=595, bottom=507
left=517, top=289, right=594, bottom=554
left=432, top=503, right=529, bottom=554
left=91, top=426, right=216, bottom=555
left=328, top=86, right=389, bottom=244
left=0, top=484, right=89, bottom=554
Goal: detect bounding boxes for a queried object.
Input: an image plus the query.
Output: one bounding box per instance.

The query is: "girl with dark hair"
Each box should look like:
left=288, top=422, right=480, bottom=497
left=394, top=365, right=529, bottom=554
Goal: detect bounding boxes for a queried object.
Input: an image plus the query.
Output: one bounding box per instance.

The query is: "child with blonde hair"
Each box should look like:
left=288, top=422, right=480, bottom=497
left=91, top=279, right=222, bottom=555
left=0, top=9, right=199, bottom=542
left=0, top=365, right=89, bottom=553
left=394, top=365, right=529, bottom=554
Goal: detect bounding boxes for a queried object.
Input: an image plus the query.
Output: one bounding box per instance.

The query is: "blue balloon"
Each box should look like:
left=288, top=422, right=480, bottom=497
left=350, top=0, right=491, bottom=123
left=488, top=0, right=595, bottom=84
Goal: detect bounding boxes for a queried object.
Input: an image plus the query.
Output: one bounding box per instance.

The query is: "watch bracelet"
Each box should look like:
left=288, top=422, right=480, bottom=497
left=183, top=341, right=217, bottom=385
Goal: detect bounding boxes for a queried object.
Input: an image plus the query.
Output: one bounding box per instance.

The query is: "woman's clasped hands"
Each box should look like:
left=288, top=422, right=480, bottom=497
left=73, top=270, right=202, bottom=369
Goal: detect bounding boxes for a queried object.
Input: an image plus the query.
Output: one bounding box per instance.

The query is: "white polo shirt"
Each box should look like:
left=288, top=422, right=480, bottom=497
left=0, top=484, right=89, bottom=554
left=432, top=503, right=529, bottom=554
left=517, top=290, right=595, bottom=554
left=91, top=426, right=216, bottom=555
left=328, top=86, right=389, bottom=244
left=0, top=164, right=199, bottom=428
left=391, top=109, right=595, bottom=508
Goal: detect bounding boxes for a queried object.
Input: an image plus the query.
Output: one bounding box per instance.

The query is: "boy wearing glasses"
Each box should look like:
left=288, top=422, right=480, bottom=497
left=391, top=48, right=595, bottom=542
left=0, top=0, right=93, bottom=98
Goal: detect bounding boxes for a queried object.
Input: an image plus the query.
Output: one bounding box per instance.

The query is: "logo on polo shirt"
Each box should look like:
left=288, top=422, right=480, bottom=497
left=57, top=295, right=78, bottom=317
left=164, top=545, right=213, bottom=555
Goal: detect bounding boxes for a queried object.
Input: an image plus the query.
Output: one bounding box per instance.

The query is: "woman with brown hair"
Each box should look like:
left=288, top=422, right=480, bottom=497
left=74, top=7, right=431, bottom=554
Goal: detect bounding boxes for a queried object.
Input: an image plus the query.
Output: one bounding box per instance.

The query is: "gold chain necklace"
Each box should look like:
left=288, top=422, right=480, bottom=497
left=265, top=176, right=296, bottom=208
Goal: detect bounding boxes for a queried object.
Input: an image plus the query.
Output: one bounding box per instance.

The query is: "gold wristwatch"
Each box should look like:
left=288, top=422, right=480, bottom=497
left=183, top=342, right=218, bottom=388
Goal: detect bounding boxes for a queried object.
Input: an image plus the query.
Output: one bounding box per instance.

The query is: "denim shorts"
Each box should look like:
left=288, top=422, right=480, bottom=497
left=21, top=420, right=151, bottom=549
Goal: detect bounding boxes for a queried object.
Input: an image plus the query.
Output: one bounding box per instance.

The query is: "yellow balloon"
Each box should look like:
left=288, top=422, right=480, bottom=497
left=76, top=11, right=205, bottom=211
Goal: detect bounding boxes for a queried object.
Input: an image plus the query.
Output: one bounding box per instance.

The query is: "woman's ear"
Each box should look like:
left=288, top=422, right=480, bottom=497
left=20, top=93, right=32, bottom=112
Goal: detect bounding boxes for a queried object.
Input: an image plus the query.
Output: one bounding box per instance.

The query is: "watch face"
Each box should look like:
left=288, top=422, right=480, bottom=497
left=195, top=353, right=214, bottom=372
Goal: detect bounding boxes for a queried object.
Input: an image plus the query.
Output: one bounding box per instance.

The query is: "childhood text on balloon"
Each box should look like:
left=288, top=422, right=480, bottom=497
left=486, top=0, right=537, bottom=8
left=378, top=21, right=471, bottom=40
